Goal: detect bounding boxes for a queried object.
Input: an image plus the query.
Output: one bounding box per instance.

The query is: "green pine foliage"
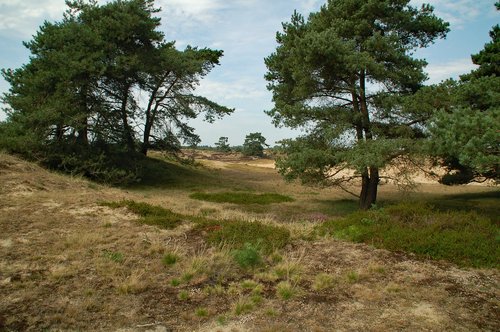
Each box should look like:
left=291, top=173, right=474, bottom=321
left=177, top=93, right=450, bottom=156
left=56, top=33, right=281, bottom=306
left=232, top=243, right=263, bottom=269
left=0, top=0, right=233, bottom=181
left=242, top=132, right=269, bottom=157
left=265, top=0, right=449, bottom=209
left=423, top=4, right=500, bottom=184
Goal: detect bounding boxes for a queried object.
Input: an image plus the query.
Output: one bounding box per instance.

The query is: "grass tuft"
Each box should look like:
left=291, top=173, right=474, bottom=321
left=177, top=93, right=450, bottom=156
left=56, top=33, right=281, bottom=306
left=312, top=273, right=336, bottom=291
left=233, top=297, right=255, bottom=315
left=162, top=252, right=180, bottom=266
left=190, top=192, right=294, bottom=205
left=102, top=250, right=124, bottom=263
left=276, top=281, right=297, bottom=300
left=195, top=307, right=208, bottom=317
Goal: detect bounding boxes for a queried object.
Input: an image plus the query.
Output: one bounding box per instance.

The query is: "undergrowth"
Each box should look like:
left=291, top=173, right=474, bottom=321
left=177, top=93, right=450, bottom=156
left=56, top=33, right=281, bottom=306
left=316, top=202, right=499, bottom=268
left=190, top=192, right=294, bottom=205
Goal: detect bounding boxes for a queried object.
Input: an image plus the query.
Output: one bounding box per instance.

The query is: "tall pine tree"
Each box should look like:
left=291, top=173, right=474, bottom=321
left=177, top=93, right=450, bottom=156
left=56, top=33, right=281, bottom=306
left=265, top=0, right=448, bottom=209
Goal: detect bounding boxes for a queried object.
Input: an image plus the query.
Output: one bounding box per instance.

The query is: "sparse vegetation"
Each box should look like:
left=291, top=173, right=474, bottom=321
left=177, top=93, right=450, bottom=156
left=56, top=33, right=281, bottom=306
left=1, top=150, right=498, bottom=331
left=1, top=0, right=499, bottom=330
left=196, top=219, right=290, bottom=254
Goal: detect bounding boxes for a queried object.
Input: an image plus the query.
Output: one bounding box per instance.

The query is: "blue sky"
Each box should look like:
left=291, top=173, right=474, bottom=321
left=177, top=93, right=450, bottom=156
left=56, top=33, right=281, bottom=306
left=0, top=0, right=498, bottom=145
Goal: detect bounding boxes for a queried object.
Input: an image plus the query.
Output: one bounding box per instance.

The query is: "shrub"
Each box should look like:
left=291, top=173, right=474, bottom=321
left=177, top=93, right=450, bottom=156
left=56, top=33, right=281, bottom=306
left=316, top=202, right=499, bottom=268
left=190, top=192, right=294, bottom=205
left=232, top=243, right=263, bottom=269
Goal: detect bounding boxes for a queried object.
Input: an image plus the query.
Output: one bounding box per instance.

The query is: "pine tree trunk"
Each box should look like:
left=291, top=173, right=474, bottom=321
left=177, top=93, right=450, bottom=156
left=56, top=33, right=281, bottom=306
left=141, top=122, right=152, bottom=156
left=120, top=86, right=135, bottom=152
left=357, top=71, right=379, bottom=210
left=359, top=167, right=379, bottom=210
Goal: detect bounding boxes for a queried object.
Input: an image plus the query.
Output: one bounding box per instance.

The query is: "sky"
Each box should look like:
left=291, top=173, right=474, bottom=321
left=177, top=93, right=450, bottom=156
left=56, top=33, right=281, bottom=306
left=0, top=0, right=498, bottom=146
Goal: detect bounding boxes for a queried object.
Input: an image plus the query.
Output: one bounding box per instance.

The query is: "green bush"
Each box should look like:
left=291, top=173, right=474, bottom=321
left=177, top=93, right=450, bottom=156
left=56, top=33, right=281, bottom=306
left=197, top=220, right=290, bottom=254
left=190, top=192, right=294, bottom=205
left=316, top=202, right=499, bottom=268
left=102, top=200, right=184, bottom=229
left=232, top=243, right=263, bottom=269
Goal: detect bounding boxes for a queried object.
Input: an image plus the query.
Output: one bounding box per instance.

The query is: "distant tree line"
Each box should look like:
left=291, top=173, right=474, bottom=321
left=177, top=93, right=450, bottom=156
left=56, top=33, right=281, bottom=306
left=213, top=133, right=270, bottom=157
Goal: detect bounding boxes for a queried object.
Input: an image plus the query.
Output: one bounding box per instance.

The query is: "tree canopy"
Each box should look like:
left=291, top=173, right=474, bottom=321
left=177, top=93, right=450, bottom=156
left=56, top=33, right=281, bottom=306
left=242, top=132, right=269, bottom=157
left=0, top=0, right=233, bottom=182
left=424, top=3, right=499, bottom=184
left=265, top=0, right=449, bottom=209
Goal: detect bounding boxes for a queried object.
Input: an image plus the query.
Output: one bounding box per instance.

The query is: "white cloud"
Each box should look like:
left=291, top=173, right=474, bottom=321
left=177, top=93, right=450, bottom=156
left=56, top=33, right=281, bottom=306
left=410, top=0, right=488, bottom=29
left=297, top=0, right=323, bottom=14
left=425, top=58, right=477, bottom=84
left=197, top=78, right=267, bottom=102
left=0, top=0, right=64, bottom=36
left=159, top=0, right=224, bottom=24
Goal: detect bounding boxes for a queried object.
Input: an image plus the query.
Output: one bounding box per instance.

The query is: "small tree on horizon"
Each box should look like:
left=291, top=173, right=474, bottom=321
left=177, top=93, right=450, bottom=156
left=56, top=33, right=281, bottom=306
left=242, top=132, right=269, bottom=157
left=215, top=136, right=231, bottom=152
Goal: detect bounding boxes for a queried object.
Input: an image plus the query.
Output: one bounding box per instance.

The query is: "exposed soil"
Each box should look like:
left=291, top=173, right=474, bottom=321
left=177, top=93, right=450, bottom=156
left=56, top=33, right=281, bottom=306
left=0, top=153, right=498, bottom=331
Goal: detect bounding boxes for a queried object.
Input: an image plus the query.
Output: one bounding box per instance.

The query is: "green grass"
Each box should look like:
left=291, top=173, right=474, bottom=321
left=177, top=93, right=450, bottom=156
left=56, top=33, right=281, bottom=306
left=162, top=252, right=180, bottom=266
left=196, top=219, right=290, bottom=254
left=102, top=250, right=124, bottom=263
left=276, top=281, right=297, bottom=300
left=316, top=202, right=499, bottom=268
left=195, top=307, right=208, bottom=317
left=101, top=200, right=184, bottom=229
left=190, top=192, right=294, bottom=205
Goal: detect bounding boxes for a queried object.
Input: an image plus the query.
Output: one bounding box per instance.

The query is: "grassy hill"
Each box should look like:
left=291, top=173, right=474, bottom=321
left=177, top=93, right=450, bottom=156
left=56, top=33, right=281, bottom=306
left=0, top=152, right=498, bottom=331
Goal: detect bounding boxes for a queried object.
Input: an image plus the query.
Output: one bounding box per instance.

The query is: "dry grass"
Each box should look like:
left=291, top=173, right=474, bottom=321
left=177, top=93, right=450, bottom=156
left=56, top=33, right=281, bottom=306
left=0, top=152, right=499, bottom=331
